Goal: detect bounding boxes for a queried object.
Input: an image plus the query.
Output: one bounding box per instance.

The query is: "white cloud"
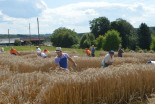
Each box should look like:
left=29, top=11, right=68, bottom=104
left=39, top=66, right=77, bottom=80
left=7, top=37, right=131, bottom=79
left=0, top=1, right=155, bottom=34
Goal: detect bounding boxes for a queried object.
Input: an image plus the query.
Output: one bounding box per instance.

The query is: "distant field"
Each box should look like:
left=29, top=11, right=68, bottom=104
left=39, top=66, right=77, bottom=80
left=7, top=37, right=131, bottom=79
left=0, top=50, right=155, bottom=104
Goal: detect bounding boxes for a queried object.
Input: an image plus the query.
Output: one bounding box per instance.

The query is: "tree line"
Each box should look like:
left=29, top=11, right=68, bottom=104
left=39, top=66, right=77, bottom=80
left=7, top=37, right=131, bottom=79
left=50, top=17, right=155, bottom=51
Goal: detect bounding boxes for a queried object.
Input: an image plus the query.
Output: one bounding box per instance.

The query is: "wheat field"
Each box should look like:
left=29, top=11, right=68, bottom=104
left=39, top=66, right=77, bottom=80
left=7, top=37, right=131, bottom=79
left=0, top=51, right=155, bottom=104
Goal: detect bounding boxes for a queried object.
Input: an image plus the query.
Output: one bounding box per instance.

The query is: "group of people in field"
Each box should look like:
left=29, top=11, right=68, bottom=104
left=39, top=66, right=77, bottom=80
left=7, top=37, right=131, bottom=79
left=36, top=46, right=50, bottom=58
left=8, top=45, right=124, bottom=71
left=83, top=45, right=96, bottom=57
left=4, top=44, right=154, bottom=72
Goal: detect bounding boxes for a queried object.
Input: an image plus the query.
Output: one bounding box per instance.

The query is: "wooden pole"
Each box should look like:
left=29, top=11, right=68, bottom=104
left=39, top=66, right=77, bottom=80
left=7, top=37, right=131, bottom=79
left=29, top=23, right=31, bottom=41
left=37, top=18, right=40, bottom=47
left=29, top=23, right=31, bottom=48
left=8, top=29, right=10, bottom=46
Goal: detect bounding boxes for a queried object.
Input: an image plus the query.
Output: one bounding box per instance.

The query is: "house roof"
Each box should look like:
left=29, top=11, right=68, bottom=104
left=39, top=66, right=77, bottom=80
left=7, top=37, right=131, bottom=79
left=21, top=38, right=44, bottom=41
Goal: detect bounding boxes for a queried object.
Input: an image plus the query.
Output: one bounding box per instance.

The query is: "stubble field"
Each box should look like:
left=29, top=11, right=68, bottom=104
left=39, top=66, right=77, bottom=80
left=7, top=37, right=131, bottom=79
left=0, top=50, right=155, bottom=104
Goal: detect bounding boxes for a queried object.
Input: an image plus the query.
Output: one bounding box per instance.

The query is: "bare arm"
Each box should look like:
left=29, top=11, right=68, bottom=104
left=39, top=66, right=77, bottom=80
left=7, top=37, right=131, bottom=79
left=105, top=62, right=112, bottom=65
left=68, top=57, right=77, bottom=67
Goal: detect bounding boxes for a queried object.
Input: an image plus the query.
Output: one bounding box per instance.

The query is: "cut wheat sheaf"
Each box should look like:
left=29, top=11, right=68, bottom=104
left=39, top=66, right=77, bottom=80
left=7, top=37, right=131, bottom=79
left=0, top=51, right=155, bottom=104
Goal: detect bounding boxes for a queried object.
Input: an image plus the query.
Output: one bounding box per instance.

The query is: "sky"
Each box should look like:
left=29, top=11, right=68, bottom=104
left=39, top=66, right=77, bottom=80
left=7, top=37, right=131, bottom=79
left=0, top=0, right=155, bottom=34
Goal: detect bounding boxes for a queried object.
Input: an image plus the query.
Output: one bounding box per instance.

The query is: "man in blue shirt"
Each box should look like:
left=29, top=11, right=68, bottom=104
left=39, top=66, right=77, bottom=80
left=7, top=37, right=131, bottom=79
left=55, top=47, right=77, bottom=72
left=91, top=45, right=95, bottom=57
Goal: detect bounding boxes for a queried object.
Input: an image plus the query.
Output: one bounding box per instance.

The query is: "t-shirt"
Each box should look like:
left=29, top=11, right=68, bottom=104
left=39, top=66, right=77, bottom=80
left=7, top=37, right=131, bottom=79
left=102, top=54, right=114, bottom=67
left=36, top=48, right=41, bottom=52
left=41, top=52, right=47, bottom=58
left=85, top=50, right=91, bottom=56
left=91, top=48, right=95, bottom=54
left=118, top=49, right=123, bottom=57
left=55, top=53, right=69, bottom=69
left=10, top=49, right=18, bottom=54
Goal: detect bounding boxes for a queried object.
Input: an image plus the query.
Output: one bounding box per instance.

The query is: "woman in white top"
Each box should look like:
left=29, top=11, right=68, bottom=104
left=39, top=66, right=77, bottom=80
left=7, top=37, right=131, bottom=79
left=36, top=46, right=41, bottom=52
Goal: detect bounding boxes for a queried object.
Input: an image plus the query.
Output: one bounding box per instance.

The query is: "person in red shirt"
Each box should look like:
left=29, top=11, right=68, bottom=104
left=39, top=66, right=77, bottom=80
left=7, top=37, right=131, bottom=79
left=10, top=47, right=19, bottom=55
left=44, top=49, right=50, bottom=53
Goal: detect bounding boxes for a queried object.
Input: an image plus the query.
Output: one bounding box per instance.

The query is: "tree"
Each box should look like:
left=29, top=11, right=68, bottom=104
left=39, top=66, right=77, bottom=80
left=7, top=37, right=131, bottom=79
left=138, top=23, right=151, bottom=50
left=150, top=35, right=155, bottom=51
left=80, top=33, right=95, bottom=48
left=111, top=18, right=134, bottom=49
left=83, top=39, right=91, bottom=48
left=103, top=30, right=121, bottom=51
left=95, top=35, right=105, bottom=50
left=90, top=17, right=110, bottom=38
left=128, top=29, right=138, bottom=50
left=14, top=40, right=21, bottom=46
left=51, top=27, right=79, bottom=48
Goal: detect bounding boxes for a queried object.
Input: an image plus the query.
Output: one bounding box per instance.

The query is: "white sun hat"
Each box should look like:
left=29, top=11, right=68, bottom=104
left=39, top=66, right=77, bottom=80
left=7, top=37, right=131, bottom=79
left=55, top=47, right=62, bottom=52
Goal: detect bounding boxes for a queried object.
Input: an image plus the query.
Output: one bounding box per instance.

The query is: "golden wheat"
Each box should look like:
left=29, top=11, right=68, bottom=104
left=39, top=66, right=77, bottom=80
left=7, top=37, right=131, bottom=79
left=0, top=51, right=154, bottom=104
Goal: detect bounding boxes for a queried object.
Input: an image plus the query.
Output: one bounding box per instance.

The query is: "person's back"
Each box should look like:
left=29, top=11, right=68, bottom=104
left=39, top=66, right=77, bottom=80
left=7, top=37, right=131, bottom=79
left=44, top=49, right=50, bottom=53
left=41, top=52, right=47, bottom=58
left=36, top=46, right=41, bottom=52
left=86, top=50, right=91, bottom=56
left=10, top=48, right=18, bottom=55
left=37, top=48, right=41, bottom=52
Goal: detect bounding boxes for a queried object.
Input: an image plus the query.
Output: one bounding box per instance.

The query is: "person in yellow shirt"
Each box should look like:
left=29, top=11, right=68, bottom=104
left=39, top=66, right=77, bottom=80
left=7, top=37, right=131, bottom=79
left=10, top=47, right=19, bottom=55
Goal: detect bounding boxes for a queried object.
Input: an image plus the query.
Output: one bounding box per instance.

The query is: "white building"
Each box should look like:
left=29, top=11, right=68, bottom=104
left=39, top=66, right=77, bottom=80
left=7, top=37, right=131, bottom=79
left=0, top=38, right=23, bottom=46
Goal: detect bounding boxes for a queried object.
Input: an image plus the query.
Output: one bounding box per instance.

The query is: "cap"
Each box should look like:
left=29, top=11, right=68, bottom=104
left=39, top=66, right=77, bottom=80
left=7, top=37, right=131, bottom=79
left=109, top=50, right=114, bottom=54
left=55, top=47, right=62, bottom=52
left=147, top=60, right=152, bottom=63
left=36, top=46, right=39, bottom=48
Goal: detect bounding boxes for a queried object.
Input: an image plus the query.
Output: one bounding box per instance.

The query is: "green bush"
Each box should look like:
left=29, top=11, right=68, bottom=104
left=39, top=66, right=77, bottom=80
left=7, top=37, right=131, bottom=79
left=51, top=27, right=79, bottom=48
left=125, top=47, right=130, bottom=52
left=80, top=33, right=95, bottom=48
left=83, top=39, right=91, bottom=48
left=14, top=40, right=21, bottom=46
left=135, top=46, right=141, bottom=52
left=150, top=36, right=155, bottom=51
left=25, top=40, right=32, bottom=45
left=71, top=44, right=80, bottom=49
left=103, top=30, right=122, bottom=51
left=95, top=35, right=105, bottom=50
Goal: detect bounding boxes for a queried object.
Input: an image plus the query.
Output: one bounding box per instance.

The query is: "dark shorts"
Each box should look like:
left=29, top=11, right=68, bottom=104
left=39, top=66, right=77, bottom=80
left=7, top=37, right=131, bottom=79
left=12, top=53, right=16, bottom=55
left=104, top=63, right=109, bottom=67
left=91, top=54, right=95, bottom=57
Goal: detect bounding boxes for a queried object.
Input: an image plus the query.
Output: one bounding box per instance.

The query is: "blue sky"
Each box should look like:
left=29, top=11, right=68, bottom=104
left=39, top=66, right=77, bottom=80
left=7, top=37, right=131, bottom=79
left=0, top=0, right=155, bottom=34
